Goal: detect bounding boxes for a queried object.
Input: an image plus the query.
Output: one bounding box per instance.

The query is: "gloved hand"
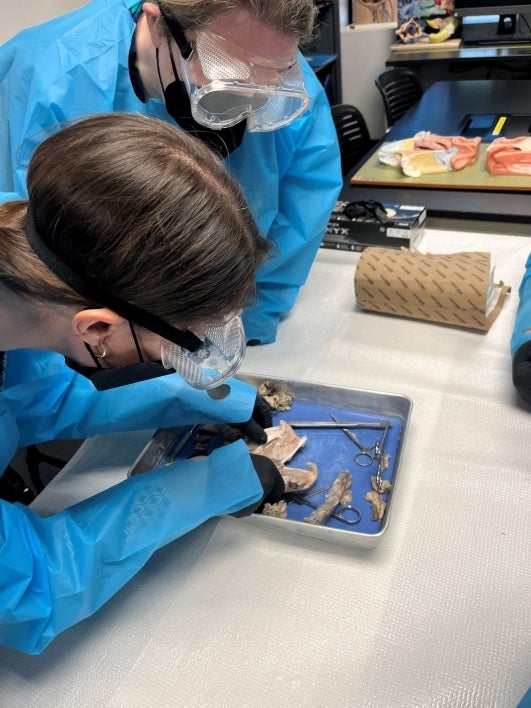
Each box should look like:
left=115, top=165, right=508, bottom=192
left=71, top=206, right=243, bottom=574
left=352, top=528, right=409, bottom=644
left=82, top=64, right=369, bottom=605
left=511, top=253, right=531, bottom=405
left=231, top=453, right=285, bottom=517
left=512, top=342, right=531, bottom=406
left=229, top=393, right=273, bottom=444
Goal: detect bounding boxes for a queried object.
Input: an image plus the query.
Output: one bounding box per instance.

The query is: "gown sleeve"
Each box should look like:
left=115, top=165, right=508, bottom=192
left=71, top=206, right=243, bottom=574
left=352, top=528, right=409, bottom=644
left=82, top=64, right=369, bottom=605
left=0, top=440, right=262, bottom=654
left=3, top=350, right=257, bottom=446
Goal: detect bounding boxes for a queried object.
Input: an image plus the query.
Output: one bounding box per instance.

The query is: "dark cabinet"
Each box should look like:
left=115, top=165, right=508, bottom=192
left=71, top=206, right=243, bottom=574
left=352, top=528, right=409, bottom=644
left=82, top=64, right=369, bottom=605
left=304, top=0, right=342, bottom=104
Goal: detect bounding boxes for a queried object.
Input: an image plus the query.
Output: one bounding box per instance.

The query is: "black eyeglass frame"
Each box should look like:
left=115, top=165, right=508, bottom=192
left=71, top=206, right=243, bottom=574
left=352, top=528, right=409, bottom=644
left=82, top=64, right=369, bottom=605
left=161, top=9, right=194, bottom=60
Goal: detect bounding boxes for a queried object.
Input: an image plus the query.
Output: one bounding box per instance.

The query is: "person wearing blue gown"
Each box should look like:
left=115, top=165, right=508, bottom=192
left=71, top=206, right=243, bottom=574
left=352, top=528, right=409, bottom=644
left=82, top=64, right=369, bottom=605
left=0, top=112, right=284, bottom=654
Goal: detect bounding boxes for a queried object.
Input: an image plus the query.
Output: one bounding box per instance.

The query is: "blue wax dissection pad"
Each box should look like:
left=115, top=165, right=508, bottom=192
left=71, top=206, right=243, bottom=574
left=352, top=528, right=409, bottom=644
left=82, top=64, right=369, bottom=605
left=158, top=399, right=405, bottom=535
left=273, top=401, right=403, bottom=533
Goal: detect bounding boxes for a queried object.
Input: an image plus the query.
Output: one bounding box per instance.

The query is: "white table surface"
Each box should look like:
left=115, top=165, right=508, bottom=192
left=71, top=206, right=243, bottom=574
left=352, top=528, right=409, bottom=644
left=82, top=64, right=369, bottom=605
left=1, top=223, right=530, bottom=708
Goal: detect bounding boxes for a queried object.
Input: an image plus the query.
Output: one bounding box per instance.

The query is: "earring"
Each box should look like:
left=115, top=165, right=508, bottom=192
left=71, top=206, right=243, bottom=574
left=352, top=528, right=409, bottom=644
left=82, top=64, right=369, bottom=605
left=93, top=340, right=107, bottom=359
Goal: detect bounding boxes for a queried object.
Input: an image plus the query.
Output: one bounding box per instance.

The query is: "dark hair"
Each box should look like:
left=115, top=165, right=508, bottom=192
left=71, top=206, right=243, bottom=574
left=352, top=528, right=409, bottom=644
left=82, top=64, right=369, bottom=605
left=0, top=113, right=270, bottom=329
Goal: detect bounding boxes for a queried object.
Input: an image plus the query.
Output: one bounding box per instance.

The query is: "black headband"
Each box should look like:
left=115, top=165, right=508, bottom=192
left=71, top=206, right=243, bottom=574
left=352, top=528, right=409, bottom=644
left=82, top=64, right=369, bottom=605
left=25, top=207, right=202, bottom=352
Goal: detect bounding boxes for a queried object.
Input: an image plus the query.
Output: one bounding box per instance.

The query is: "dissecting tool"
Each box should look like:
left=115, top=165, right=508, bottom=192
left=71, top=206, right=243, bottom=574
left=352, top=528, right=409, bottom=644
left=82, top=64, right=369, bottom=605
left=288, top=420, right=392, bottom=429
left=329, top=414, right=377, bottom=467
left=284, top=485, right=362, bottom=525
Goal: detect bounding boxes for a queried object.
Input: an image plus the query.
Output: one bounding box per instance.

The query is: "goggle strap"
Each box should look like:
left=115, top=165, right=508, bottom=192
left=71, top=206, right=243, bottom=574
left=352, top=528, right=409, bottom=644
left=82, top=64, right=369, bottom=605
left=25, top=207, right=203, bottom=352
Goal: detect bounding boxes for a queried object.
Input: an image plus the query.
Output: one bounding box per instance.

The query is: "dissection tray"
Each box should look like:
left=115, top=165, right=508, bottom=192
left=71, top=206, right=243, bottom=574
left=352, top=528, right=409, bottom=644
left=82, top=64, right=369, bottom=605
left=128, top=376, right=412, bottom=549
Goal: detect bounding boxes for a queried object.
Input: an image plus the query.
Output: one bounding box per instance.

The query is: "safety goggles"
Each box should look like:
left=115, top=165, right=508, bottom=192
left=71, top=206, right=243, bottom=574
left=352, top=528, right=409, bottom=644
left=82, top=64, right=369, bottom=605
left=26, top=207, right=246, bottom=391
left=161, top=312, right=245, bottom=389
left=178, top=30, right=310, bottom=132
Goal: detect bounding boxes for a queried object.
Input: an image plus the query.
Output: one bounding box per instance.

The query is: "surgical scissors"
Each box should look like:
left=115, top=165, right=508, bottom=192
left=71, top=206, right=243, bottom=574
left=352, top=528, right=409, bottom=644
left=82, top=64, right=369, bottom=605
left=284, top=486, right=361, bottom=525
left=330, top=414, right=378, bottom=467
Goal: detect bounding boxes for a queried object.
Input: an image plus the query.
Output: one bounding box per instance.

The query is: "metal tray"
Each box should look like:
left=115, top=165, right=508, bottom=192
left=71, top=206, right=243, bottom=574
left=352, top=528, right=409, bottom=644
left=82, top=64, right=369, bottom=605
left=128, top=376, right=412, bottom=550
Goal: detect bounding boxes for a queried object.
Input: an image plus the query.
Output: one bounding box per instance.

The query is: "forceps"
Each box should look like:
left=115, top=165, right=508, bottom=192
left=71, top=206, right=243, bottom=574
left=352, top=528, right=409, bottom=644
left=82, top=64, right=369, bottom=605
left=374, top=422, right=390, bottom=491
left=330, top=414, right=377, bottom=467
left=285, top=486, right=361, bottom=525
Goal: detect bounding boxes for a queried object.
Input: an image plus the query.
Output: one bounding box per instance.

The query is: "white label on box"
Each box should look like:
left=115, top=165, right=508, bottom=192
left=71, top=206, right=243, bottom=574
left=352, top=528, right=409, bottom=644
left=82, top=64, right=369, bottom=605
left=386, top=228, right=410, bottom=238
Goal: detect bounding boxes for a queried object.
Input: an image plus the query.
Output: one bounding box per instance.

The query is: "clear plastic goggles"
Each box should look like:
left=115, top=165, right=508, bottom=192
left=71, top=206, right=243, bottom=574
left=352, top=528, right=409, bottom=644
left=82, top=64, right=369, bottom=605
left=161, top=312, right=245, bottom=389
left=180, top=31, right=310, bottom=132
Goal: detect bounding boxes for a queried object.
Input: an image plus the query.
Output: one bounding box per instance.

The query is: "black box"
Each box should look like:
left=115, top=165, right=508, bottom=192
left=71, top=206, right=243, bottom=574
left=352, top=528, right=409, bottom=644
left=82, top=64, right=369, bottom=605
left=321, top=201, right=427, bottom=253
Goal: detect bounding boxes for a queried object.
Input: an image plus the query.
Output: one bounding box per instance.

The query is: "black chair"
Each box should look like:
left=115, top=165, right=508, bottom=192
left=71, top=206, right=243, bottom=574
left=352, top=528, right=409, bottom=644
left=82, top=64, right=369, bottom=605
left=330, top=104, right=374, bottom=178
left=374, top=68, right=424, bottom=129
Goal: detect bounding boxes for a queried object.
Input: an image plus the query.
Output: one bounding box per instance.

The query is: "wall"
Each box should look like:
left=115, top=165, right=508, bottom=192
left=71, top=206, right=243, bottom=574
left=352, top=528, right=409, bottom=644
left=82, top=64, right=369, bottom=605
left=1, top=0, right=86, bottom=44
left=340, top=24, right=397, bottom=140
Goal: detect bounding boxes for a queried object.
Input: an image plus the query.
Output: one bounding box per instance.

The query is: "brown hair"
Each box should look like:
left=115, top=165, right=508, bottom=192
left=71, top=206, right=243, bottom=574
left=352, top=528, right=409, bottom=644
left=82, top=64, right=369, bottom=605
left=0, top=113, right=270, bottom=328
left=157, top=0, right=317, bottom=43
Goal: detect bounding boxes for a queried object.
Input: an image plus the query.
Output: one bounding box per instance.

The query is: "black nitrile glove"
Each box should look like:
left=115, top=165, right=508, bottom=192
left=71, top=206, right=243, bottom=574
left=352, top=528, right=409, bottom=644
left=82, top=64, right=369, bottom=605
left=512, top=341, right=531, bottom=406
left=231, top=453, right=285, bottom=517
left=229, top=394, right=273, bottom=444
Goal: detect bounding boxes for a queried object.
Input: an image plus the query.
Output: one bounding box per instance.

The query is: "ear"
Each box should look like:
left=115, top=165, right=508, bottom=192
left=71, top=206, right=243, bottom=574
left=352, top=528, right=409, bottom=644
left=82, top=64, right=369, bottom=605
left=72, top=308, right=127, bottom=346
left=142, top=2, right=165, bottom=49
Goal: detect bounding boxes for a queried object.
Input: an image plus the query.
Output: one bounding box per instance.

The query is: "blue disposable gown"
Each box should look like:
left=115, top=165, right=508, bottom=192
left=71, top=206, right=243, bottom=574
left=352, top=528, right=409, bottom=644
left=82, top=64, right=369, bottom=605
left=510, top=253, right=531, bottom=404
left=0, top=0, right=343, bottom=344
left=0, top=351, right=264, bottom=654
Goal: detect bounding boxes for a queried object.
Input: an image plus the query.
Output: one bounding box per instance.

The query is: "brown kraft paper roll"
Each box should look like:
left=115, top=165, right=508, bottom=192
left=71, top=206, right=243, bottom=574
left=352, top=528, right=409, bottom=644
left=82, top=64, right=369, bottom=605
left=354, top=248, right=510, bottom=332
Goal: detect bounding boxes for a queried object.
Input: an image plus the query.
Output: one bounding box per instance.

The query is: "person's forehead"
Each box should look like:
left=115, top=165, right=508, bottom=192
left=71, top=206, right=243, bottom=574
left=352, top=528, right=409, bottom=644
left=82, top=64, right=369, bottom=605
left=205, top=9, right=298, bottom=64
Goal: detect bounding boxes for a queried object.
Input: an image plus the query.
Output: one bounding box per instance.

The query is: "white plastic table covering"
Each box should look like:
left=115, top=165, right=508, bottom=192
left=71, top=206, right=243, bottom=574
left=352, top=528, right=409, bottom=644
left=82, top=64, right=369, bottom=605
left=1, top=224, right=530, bottom=708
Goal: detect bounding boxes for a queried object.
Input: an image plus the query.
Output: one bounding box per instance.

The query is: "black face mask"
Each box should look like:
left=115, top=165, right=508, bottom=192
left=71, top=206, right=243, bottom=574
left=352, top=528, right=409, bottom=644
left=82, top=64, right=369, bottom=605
left=129, top=30, right=245, bottom=158
left=161, top=76, right=246, bottom=157
left=65, top=324, right=173, bottom=391
left=64, top=357, right=172, bottom=390
left=155, top=45, right=247, bottom=158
